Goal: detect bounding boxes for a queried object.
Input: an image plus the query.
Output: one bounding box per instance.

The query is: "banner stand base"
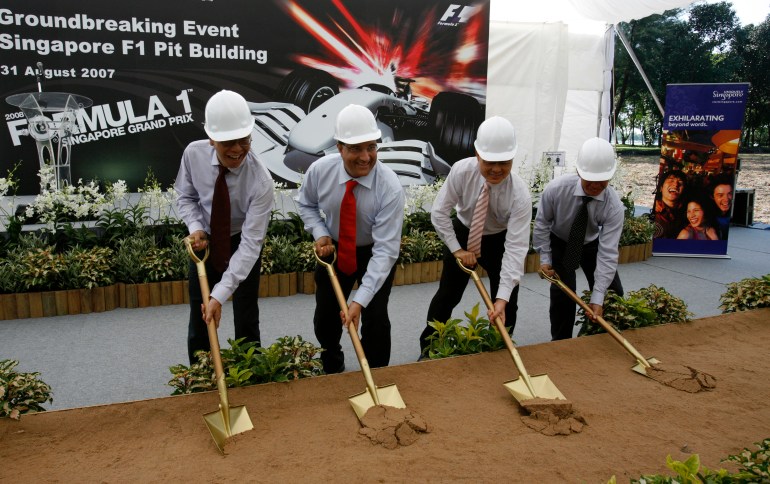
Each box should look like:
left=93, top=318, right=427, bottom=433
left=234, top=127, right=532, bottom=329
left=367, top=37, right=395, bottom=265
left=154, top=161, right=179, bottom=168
left=652, top=252, right=731, bottom=259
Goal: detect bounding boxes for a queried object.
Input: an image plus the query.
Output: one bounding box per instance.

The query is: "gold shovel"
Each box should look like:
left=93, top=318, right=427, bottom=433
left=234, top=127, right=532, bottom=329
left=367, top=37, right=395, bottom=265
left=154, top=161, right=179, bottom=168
left=539, top=270, right=659, bottom=375
left=185, top=238, right=254, bottom=453
left=456, top=259, right=566, bottom=403
left=314, top=247, right=406, bottom=421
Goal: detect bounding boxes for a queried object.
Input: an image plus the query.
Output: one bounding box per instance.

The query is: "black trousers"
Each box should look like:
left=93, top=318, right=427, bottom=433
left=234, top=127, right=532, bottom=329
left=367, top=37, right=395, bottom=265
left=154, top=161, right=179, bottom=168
left=549, top=233, right=623, bottom=340
left=314, top=243, right=396, bottom=374
left=421, top=217, right=520, bottom=351
left=187, top=232, right=262, bottom=364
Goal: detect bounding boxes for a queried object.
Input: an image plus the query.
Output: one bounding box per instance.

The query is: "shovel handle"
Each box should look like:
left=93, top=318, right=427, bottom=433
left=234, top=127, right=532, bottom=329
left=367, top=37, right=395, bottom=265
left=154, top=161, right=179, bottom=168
left=538, top=270, right=652, bottom=369
left=313, top=247, right=381, bottom=406
left=184, top=238, right=232, bottom=425
left=456, top=258, right=539, bottom=398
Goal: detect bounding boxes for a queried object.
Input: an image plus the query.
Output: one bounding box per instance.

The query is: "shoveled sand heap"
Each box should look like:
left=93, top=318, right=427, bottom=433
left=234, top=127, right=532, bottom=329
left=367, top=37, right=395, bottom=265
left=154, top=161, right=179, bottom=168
left=646, top=363, right=717, bottom=393
left=519, top=398, right=587, bottom=436
left=359, top=405, right=429, bottom=449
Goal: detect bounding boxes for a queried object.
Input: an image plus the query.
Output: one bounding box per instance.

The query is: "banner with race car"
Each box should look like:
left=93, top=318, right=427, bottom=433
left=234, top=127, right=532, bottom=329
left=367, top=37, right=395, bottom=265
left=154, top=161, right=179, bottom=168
left=652, top=82, right=750, bottom=257
left=1, top=0, right=490, bottom=194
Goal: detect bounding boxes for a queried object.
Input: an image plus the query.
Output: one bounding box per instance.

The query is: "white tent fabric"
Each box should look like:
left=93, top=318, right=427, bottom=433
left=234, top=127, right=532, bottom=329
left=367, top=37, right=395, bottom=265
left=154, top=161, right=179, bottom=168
left=487, top=0, right=694, bottom=171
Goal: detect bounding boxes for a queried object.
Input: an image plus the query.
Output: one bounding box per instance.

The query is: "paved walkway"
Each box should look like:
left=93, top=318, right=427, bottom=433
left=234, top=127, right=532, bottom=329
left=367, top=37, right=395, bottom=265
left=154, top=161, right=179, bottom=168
left=1, top=226, right=768, bottom=411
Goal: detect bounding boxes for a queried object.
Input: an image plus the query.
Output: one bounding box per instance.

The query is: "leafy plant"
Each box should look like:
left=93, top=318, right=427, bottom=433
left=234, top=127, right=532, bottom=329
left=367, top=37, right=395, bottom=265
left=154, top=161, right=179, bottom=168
left=622, top=438, right=770, bottom=483
left=295, top=240, right=318, bottom=273
left=0, top=359, right=53, bottom=420
left=60, top=246, right=115, bottom=289
left=263, top=235, right=302, bottom=274
left=720, top=274, right=770, bottom=313
left=12, top=246, right=65, bottom=292
left=399, top=229, right=444, bottom=264
left=422, top=303, right=507, bottom=359
left=140, top=247, right=177, bottom=283
left=578, top=285, right=691, bottom=336
left=168, top=336, right=323, bottom=395
left=114, top=236, right=156, bottom=284
left=620, top=215, right=654, bottom=246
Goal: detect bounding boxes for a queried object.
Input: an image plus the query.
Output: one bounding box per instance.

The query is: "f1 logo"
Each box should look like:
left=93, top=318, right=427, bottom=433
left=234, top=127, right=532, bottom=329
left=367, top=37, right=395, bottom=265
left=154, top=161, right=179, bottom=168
left=440, top=4, right=473, bottom=24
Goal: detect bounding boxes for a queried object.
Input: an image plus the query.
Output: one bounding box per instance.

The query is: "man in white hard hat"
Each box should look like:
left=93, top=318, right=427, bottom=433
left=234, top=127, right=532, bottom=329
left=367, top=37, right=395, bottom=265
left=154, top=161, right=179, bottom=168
left=420, top=116, right=532, bottom=356
left=175, top=89, right=274, bottom=364
left=298, top=104, right=405, bottom=374
left=533, top=137, right=624, bottom=340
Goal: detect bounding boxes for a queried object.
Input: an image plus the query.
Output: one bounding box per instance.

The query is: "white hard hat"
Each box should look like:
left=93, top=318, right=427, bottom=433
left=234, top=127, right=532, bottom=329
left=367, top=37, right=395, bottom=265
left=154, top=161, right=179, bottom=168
left=334, top=104, right=382, bottom=144
left=576, top=137, right=618, bottom=181
left=474, top=116, right=517, bottom=162
left=204, top=90, right=253, bottom=142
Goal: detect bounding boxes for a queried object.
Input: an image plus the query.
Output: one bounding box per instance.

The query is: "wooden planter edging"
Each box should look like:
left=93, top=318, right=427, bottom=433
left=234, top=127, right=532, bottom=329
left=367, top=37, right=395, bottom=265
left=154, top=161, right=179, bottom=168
left=0, top=243, right=653, bottom=320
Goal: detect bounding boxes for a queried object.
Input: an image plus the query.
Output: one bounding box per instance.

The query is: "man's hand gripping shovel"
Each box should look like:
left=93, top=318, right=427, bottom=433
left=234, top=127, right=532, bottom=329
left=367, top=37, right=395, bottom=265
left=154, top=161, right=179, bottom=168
left=184, top=237, right=253, bottom=453
left=313, top=247, right=406, bottom=421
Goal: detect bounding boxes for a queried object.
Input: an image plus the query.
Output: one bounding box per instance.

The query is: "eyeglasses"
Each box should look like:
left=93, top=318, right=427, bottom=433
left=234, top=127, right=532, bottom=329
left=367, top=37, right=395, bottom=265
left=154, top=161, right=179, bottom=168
left=342, top=143, right=378, bottom=155
left=218, top=136, right=252, bottom=148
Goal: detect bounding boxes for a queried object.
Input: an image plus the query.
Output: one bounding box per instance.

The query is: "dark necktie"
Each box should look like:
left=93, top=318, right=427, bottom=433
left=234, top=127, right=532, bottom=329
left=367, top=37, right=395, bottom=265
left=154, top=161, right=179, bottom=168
left=210, top=165, right=231, bottom=273
left=563, top=196, right=591, bottom=271
left=467, top=182, right=490, bottom=256
left=337, top=180, right=358, bottom=275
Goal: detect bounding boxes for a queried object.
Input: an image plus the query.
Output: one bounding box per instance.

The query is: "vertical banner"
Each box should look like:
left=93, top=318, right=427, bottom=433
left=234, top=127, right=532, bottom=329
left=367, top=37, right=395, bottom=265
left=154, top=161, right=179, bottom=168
left=652, top=82, right=750, bottom=257
left=1, top=1, right=489, bottom=194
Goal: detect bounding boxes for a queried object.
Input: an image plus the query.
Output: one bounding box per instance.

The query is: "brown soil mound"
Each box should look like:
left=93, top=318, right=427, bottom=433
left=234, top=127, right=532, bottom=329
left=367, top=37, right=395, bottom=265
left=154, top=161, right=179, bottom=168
left=1, top=309, right=768, bottom=482
left=359, top=404, right=429, bottom=449
left=647, top=363, right=718, bottom=393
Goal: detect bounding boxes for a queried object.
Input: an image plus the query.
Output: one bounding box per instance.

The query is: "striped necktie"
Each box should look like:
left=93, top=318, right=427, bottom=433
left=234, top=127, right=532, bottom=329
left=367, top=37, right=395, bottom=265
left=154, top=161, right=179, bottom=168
left=467, top=183, right=490, bottom=257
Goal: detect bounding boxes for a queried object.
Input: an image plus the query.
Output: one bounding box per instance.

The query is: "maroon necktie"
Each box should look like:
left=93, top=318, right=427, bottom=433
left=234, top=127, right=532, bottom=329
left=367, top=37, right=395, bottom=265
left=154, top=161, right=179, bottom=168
left=210, top=165, right=231, bottom=273
left=337, top=179, right=358, bottom=275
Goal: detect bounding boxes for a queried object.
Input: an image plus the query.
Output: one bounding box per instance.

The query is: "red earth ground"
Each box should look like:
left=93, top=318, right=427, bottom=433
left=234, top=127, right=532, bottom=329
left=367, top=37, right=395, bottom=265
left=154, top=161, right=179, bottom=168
left=1, top=309, right=768, bottom=482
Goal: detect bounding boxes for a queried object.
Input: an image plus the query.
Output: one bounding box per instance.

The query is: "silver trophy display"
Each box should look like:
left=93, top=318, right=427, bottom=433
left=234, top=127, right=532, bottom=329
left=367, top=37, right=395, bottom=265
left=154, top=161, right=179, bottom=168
left=5, top=63, right=93, bottom=191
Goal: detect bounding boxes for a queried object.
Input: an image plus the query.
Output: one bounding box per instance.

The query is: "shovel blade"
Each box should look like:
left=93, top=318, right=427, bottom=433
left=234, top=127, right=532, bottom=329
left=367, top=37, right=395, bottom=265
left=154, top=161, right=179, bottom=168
left=204, top=405, right=254, bottom=453
left=349, top=383, right=406, bottom=421
left=504, top=374, right=566, bottom=403
left=632, top=357, right=661, bottom=376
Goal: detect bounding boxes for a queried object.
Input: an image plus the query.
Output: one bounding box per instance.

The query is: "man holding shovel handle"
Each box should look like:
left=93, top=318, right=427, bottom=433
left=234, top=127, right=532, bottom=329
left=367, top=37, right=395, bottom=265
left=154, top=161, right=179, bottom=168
left=420, top=117, right=532, bottom=355
left=533, top=137, right=625, bottom=340
left=298, top=104, right=405, bottom=375
left=175, top=90, right=274, bottom=364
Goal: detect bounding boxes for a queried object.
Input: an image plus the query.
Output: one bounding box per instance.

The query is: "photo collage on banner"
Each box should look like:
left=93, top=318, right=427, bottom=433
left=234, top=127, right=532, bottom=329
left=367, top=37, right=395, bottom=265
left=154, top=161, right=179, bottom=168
left=1, top=1, right=490, bottom=195
left=652, top=82, right=750, bottom=257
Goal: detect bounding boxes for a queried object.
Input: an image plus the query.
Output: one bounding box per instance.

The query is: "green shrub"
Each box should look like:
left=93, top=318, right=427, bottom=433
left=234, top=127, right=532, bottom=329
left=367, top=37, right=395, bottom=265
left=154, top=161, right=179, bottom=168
left=399, top=229, right=444, bottom=264
left=295, top=240, right=318, bottom=273
left=263, top=235, right=302, bottom=274
left=60, top=246, right=115, bottom=289
left=168, top=336, right=324, bottom=395
left=0, top=359, right=53, bottom=420
left=422, top=303, right=508, bottom=359
left=578, top=285, right=692, bottom=336
left=720, top=274, right=770, bottom=313
left=13, top=246, right=65, bottom=292
left=616, top=437, right=770, bottom=484
left=620, top=215, right=654, bottom=246
left=114, top=236, right=155, bottom=284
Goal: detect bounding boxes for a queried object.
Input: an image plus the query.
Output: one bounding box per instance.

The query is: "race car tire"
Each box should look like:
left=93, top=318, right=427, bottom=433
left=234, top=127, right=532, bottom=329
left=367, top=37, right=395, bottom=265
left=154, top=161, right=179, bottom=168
left=428, top=92, right=483, bottom=165
left=276, top=68, right=339, bottom=114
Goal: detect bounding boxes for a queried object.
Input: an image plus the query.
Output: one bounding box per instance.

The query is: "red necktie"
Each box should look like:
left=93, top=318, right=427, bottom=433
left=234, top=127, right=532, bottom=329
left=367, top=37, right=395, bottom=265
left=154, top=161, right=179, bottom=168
left=210, top=165, right=231, bottom=273
left=337, top=179, right=358, bottom=275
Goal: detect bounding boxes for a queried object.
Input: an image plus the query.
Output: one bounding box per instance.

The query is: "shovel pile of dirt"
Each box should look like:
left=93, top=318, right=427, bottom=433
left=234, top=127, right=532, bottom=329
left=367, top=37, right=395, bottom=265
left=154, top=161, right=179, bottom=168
left=359, top=405, right=429, bottom=449
left=519, top=398, right=587, bottom=436
left=646, top=363, right=717, bottom=393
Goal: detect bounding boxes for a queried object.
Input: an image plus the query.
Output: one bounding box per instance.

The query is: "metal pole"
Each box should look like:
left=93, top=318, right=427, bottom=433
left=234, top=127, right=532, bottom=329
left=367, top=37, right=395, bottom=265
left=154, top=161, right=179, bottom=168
left=614, top=24, right=665, bottom=117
